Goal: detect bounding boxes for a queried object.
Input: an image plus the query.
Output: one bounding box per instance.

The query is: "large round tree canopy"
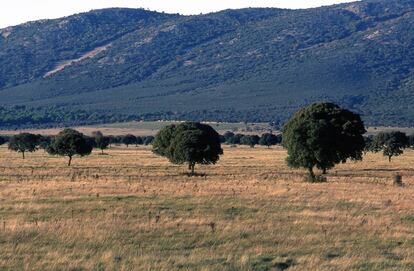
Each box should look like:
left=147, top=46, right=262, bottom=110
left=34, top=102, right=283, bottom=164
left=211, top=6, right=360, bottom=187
left=47, top=129, right=93, bottom=166
left=153, top=122, right=223, bottom=174
left=169, top=122, right=223, bottom=166
left=282, top=102, right=366, bottom=178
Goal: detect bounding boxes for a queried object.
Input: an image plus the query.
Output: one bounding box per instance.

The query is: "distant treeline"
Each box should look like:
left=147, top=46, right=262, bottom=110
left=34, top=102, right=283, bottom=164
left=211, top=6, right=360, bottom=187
left=0, top=105, right=287, bottom=130
left=0, top=131, right=280, bottom=149
left=0, top=133, right=155, bottom=148
left=0, top=106, right=139, bottom=129
left=3, top=105, right=414, bottom=130
left=3, top=130, right=414, bottom=151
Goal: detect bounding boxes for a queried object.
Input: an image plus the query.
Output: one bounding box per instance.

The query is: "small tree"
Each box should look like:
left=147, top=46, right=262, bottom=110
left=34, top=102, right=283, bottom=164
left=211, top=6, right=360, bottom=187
left=282, top=102, right=365, bottom=181
left=93, top=131, right=110, bottom=154
left=107, top=135, right=122, bottom=146
left=107, top=135, right=116, bottom=147
left=115, top=136, right=124, bottom=145
left=223, top=131, right=235, bottom=144
left=122, top=134, right=136, bottom=148
left=227, top=133, right=244, bottom=145
left=47, top=129, right=93, bottom=166
left=8, top=133, right=39, bottom=159
left=259, top=133, right=280, bottom=148
left=240, top=135, right=260, bottom=148
left=153, top=122, right=223, bottom=174
left=371, top=131, right=409, bottom=162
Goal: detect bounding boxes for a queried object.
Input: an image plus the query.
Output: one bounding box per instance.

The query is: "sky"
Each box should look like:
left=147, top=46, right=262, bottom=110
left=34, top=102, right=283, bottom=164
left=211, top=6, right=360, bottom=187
left=0, top=0, right=359, bottom=28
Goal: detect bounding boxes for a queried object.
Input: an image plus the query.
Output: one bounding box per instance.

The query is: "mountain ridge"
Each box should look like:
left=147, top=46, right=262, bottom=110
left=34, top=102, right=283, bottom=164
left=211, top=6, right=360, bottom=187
left=1, top=0, right=414, bottom=128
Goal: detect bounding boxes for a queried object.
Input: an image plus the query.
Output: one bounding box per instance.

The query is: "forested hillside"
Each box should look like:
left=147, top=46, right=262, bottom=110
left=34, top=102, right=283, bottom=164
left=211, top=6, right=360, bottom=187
left=1, top=0, right=414, bottom=128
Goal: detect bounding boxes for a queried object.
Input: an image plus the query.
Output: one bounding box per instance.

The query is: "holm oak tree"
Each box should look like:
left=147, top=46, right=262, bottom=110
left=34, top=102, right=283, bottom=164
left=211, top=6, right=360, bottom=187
left=282, top=102, right=365, bottom=181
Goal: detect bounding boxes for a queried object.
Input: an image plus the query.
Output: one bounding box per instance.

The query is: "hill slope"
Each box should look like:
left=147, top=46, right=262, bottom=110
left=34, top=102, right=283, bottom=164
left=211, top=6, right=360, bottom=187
left=1, top=0, right=414, bottom=128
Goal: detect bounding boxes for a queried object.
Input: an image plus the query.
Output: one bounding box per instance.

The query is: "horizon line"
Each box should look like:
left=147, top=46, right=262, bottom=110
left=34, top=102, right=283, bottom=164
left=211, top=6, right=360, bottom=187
left=0, top=0, right=360, bottom=29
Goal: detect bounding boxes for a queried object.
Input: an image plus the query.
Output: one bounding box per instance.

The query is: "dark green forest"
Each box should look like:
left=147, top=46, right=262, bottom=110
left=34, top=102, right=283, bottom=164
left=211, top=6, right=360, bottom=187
left=1, top=0, right=414, bottom=128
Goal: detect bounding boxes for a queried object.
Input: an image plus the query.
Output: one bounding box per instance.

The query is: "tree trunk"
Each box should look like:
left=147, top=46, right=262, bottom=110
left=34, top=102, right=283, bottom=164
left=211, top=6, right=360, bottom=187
left=322, top=168, right=327, bottom=175
left=189, top=162, right=195, bottom=175
left=22, top=151, right=25, bottom=159
left=101, top=149, right=104, bottom=155
left=389, top=156, right=392, bottom=163
left=68, top=156, right=72, bottom=167
left=308, top=167, right=315, bottom=181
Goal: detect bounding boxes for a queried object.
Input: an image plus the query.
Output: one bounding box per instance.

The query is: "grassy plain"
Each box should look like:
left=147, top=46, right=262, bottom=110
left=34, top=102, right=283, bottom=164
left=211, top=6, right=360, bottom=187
left=0, top=145, right=414, bottom=270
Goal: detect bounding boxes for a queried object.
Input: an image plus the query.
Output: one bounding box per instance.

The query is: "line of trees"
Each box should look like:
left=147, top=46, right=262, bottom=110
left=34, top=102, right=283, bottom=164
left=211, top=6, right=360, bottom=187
left=1, top=131, right=155, bottom=165
left=2, top=103, right=414, bottom=178
left=222, top=132, right=282, bottom=148
left=364, top=131, right=410, bottom=162
left=1, top=129, right=281, bottom=167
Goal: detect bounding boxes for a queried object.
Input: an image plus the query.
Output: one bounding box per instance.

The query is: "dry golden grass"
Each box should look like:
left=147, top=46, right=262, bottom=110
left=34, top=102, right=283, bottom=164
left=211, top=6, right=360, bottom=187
left=0, top=145, right=414, bottom=270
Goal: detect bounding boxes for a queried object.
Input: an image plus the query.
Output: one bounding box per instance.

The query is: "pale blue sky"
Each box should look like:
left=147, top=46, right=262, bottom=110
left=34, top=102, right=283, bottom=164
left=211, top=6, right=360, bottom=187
left=1, top=0, right=359, bottom=28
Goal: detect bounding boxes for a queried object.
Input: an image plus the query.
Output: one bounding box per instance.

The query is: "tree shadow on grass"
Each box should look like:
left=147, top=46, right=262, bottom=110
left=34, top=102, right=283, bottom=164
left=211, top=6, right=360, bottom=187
left=180, top=172, right=207, bottom=177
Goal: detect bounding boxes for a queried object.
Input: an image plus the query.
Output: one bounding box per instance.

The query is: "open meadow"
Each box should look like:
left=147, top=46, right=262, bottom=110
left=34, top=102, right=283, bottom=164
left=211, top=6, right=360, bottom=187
left=0, top=145, right=414, bottom=270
